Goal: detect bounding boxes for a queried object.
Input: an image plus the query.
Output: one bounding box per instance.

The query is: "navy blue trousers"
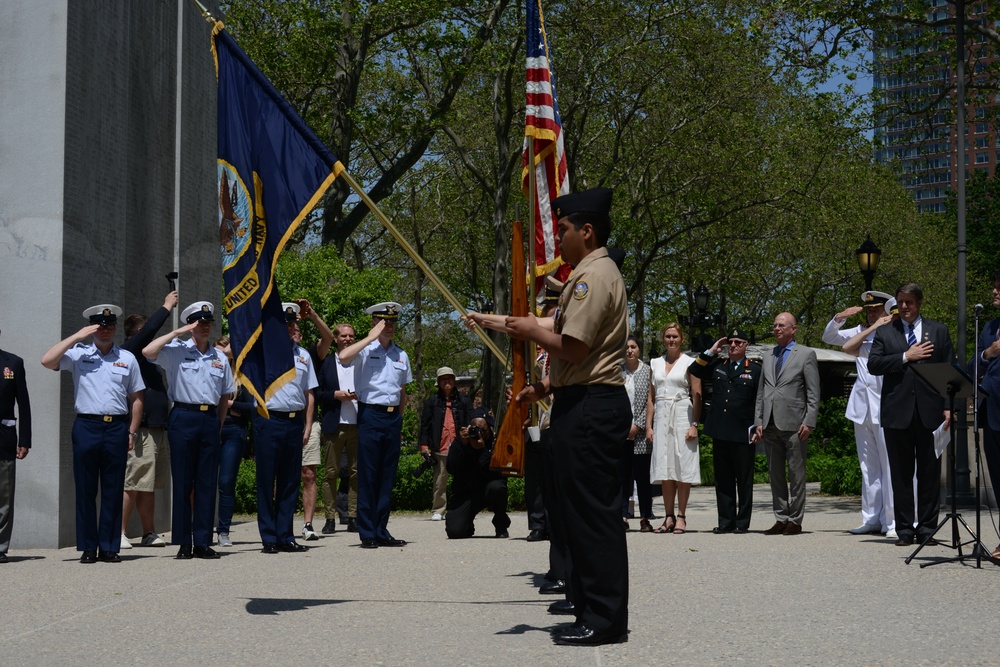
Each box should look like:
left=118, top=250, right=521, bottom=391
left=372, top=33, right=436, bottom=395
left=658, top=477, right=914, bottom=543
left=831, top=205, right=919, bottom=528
left=168, top=408, right=221, bottom=547
left=356, top=405, right=402, bottom=541
left=72, top=418, right=128, bottom=553
left=217, top=423, right=245, bottom=534
left=253, top=414, right=303, bottom=545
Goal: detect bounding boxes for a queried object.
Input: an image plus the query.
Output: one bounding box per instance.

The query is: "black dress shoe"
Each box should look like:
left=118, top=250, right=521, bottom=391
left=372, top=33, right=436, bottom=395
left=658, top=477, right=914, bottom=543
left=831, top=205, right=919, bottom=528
left=552, top=624, right=628, bottom=646
left=712, top=526, right=735, bottom=534
left=376, top=538, right=406, bottom=547
left=176, top=545, right=193, bottom=559
left=734, top=527, right=749, bottom=534
left=539, top=579, right=567, bottom=595
left=0, top=552, right=8, bottom=563
left=261, top=543, right=279, bottom=554
left=98, top=551, right=121, bottom=563
left=360, top=539, right=379, bottom=549
left=547, top=599, right=576, bottom=615
left=193, top=546, right=221, bottom=559
left=526, top=529, right=548, bottom=542
left=495, top=529, right=509, bottom=539
left=278, top=541, right=308, bottom=553
left=347, top=518, right=358, bottom=533
left=895, top=535, right=915, bottom=547
left=321, top=519, right=337, bottom=534
left=80, top=550, right=98, bottom=564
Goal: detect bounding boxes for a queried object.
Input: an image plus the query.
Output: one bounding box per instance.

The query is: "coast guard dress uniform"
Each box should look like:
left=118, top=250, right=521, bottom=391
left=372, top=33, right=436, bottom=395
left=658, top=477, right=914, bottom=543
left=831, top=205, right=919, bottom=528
left=351, top=302, right=412, bottom=548
left=255, top=302, right=318, bottom=553
left=44, top=305, right=144, bottom=563
left=148, top=302, right=234, bottom=558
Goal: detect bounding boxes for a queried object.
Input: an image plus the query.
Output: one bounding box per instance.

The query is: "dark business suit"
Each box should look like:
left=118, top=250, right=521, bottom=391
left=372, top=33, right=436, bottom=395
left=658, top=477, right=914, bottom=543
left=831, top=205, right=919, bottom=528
left=972, top=316, right=1000, bottom=516
left=691, top=353, right=760, bottom=531
left=0, top=349, right=31, bottom=556
left=754, top=342, right=820, bottom=526
left=868, top=317, right=954, bottom=541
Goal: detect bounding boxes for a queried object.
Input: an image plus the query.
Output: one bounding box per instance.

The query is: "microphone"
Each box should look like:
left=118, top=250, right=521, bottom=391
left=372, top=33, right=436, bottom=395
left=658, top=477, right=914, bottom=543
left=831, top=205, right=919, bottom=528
left=975, top=303, right=985, bottom=315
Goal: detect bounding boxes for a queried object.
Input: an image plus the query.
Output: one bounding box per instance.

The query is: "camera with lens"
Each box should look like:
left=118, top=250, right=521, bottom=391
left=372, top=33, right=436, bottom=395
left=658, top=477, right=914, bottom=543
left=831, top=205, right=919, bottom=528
left=468, top=425, right=481, bottom=440
left=411, top=450, right=437, bottom=478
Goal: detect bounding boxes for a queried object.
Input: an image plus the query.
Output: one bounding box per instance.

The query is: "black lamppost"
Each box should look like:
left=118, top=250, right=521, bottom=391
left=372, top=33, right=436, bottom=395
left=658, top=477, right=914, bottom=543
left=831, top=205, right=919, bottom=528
left=682, top=284, right=719, bottom=353
left=856, top=235, right=882, bottom=292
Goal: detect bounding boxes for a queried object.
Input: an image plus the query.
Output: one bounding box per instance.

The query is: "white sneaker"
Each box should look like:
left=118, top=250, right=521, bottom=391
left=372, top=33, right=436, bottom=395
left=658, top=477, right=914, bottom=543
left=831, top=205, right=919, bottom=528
left=140, top=531, right=166, bottom=547
left=848, top=523, right=880, bottom=535
left=120, top=533, right=133, bottom=550
left=302, top=523, right=319, bottom=541
left=217, top=533, right=233, bottom=547
left=431, top=513, right=443, bottom=521
left=886, top=529, right=898, bottom=539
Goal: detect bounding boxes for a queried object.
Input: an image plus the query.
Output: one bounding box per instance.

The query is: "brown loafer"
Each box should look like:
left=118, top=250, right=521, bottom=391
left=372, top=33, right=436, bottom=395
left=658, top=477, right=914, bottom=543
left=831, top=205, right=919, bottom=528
left=783, top=523, right=802, bottom=536
left=763, top=521, right=788, bottom=535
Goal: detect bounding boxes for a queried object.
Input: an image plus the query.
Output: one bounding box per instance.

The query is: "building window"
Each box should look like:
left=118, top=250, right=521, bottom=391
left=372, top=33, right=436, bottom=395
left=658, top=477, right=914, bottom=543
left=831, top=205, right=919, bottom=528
left=976, top=153, right=989, bottom=164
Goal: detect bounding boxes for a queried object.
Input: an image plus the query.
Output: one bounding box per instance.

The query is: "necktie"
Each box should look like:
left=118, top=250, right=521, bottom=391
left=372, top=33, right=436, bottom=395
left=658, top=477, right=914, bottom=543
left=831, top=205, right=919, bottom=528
left=775, top=347, right=785, bottom=377
left=907, top=323, right=916, bottom=347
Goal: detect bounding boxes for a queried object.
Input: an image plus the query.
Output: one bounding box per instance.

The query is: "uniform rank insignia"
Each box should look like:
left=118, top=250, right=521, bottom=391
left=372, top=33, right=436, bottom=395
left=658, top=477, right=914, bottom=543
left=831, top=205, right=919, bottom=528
left=3, top=367, right=12, bottom=380
left=573, top=282, right=589, bottom=300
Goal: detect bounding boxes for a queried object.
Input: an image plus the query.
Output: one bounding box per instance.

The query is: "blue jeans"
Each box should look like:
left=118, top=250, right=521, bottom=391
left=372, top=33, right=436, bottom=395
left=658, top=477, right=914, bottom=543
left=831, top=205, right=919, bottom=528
left=217, top=423, right=245, bottom=534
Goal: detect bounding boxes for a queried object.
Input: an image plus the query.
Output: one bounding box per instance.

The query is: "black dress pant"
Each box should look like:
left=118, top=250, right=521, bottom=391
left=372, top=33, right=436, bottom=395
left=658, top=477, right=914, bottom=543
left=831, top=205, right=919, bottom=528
left=538, top=427, right=568, bottom=581
left=551, top=384, right=631, bottom=635
left=712, top=438, right=754, bottom=531
left=524, top=438, right=546, bottom=531
left=979, top=405, right=1000, bottom=518
left=619, top=445, right=653, bottom=519
left=884, top=413, right=940, bottom=540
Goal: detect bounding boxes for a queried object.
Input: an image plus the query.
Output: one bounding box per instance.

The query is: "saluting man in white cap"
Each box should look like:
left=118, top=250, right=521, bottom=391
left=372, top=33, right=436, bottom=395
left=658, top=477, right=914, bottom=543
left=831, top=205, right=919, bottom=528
left=822, top=290, right=897, bottom=538
left=338, top=301, right=412, bottom=548
left=143, top=301, right=235, bottom=559
left=42, top=305, right=145, bottom=564
left=252, top=302, right=318, bottom=554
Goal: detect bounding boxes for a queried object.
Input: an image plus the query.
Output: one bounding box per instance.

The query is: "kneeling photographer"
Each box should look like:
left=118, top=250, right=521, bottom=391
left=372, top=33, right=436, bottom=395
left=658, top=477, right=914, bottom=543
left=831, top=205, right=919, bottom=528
left=445, top=407, right=510, bottom=539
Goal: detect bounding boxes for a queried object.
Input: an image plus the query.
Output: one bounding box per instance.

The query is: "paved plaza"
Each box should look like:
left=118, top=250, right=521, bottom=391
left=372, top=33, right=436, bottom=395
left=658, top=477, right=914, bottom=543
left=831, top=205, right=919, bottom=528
left=3, top=483, right=999, bottom=666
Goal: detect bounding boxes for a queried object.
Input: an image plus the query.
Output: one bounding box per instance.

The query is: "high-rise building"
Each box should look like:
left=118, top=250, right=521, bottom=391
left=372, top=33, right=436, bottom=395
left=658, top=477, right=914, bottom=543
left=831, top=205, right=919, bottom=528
left=874, top=1, right=995, bottom=213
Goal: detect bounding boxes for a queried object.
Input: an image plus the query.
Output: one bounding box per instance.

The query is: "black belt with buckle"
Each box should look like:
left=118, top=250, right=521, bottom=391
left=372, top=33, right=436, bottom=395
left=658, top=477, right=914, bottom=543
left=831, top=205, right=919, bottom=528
left=77, top=413, right=129, bottom=423
left=362, top=403, right=398, bottom=413
left=173, top=402, right=218, bottom=416
left=269, top=410, right=302, bottom=420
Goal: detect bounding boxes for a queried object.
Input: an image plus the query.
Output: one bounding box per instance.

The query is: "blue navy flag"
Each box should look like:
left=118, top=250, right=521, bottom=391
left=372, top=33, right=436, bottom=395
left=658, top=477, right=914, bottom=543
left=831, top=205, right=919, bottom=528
left=213, top=25, right=343, bottom=414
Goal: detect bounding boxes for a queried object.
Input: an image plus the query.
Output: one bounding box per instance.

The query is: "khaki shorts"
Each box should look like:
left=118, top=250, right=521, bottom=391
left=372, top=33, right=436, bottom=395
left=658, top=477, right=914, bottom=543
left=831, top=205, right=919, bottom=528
left=124, top=427, right=169, bottom=492
left=302, top=421, right=321, bottom=467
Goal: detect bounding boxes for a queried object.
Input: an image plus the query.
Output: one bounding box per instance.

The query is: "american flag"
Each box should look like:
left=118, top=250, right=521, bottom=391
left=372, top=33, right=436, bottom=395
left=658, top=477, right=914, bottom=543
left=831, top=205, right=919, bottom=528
left=523, top=0, right=571, bottom=290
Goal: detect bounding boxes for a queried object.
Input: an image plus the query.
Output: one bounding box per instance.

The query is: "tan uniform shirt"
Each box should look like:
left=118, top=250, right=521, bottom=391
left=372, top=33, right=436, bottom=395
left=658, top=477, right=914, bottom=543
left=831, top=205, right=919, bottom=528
left=550, top=247, right=628, bottom=387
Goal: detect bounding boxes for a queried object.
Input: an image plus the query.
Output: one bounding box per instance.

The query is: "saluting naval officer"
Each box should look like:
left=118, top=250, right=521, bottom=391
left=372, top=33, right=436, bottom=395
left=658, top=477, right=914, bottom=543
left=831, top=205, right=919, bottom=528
left=255, top=302, right=318, bottom=554
left=143, top=302, right=234, bottom=559
left=42, top=305, right=144, bottom=563
left=689, top=329, right=761, bottom=533
left=338, top=302, right=412, bottom=549
left=507, top=187, right=632, bottom=646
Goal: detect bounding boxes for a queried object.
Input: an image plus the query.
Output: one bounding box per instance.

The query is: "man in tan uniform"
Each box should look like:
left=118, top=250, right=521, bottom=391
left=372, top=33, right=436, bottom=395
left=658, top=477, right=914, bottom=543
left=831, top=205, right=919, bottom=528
left=508, top=187, right=631, bottom=646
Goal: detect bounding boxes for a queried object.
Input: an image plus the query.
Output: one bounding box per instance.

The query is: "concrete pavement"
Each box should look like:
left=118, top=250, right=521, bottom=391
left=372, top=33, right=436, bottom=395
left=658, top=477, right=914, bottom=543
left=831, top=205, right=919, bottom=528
left=3, top=484, right=999, bottom=666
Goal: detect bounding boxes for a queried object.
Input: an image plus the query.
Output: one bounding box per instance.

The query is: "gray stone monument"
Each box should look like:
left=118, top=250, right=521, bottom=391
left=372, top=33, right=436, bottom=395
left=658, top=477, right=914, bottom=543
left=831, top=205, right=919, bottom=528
left=0, top=1, right=221, bottom=548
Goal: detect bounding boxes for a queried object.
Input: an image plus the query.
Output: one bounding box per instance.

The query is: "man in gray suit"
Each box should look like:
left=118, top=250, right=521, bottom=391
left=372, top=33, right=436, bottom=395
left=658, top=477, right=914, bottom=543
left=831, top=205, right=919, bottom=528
left=754, top=312, right=820, bottom=535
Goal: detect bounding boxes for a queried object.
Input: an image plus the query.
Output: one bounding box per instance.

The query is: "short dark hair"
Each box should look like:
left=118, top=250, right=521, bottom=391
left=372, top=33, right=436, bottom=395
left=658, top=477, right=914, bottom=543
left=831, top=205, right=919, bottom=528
left=627, top=334, right=643, bottom=354
left=567, top=211, right=611, bottom=247
left=124, top=314, right=148, bottom=338
left=895, top=282, right=923, bottom=302
left=991, top=270, right=1000, bottom=284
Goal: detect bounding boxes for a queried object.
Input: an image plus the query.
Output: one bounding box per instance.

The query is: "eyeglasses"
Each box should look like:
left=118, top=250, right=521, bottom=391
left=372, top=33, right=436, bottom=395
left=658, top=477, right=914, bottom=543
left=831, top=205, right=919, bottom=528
left=728, top=340, right=748, bottom=346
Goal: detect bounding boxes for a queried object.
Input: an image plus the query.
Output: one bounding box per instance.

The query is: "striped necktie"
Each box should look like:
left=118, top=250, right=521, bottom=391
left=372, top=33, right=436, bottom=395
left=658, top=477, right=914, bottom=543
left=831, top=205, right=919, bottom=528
left=774, top=346, right=785, bottom=377
left=907, top=323, right=916, bottom=347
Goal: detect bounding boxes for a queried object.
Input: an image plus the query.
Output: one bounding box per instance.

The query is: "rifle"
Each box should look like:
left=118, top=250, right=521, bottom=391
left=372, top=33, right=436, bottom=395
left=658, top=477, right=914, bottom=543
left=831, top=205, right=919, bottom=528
left=490, top=219, right=529, bottom=476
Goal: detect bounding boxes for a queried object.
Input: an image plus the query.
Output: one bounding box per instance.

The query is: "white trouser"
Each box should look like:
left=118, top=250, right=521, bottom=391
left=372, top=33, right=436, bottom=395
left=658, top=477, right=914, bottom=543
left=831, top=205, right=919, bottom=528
left=854, top=419, right=894, bottom=531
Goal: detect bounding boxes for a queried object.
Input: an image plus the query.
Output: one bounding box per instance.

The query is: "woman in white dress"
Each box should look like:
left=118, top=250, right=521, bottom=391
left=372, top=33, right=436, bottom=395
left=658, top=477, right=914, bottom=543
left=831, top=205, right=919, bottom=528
left=645, top=323, right=702, bottom=534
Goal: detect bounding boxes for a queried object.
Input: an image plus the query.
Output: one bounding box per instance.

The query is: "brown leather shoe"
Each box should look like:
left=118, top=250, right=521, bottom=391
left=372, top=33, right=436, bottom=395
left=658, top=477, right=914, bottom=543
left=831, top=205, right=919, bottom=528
left=783, top=523, right=802, bottom=536
left=763, top=521, right=788, bottom=535
left=991, top=545, right=1000, bottom=559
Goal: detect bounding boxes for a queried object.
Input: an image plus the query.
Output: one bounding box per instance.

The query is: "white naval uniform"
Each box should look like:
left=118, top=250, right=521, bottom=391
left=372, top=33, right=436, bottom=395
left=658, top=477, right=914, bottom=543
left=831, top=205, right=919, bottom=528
left=822, top=318, right=895, bottom=531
